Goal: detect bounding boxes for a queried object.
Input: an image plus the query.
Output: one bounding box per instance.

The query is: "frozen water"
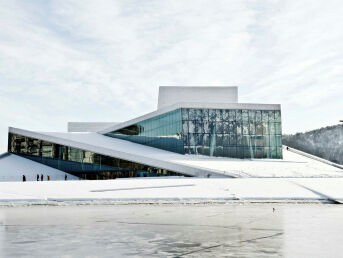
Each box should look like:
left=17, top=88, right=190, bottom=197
left=1, top=204, right=343, bottom=257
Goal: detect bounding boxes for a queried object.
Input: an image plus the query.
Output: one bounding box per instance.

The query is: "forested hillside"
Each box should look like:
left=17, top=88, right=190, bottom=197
left=283, top=124, right=343, bottom=165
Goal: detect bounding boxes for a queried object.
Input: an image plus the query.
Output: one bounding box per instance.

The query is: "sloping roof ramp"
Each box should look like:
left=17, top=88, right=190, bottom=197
left=8, top=127, right=230, bottom=178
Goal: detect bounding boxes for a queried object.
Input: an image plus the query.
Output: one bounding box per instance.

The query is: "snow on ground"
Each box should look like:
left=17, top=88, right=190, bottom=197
left=1, top=178, right=343, bottom=203
left=0, top=153, right=78, bottom=182
left=174, top=148, right=343, bottom=178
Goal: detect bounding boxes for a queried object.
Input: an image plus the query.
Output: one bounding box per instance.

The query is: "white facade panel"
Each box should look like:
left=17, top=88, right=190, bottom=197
left=158, top=86, right=238, bottom=109
left=68, top=122, right=119, bottom=132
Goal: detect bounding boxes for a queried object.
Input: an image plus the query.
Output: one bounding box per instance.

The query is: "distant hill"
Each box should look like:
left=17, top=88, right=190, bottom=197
left=283, top=124, right=343, bottom=165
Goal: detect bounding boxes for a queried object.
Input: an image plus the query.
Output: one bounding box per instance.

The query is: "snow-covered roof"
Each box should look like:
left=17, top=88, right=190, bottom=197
left=9, top=127, right=228, bottom=178
left=8, top=127, right=343, bottom=178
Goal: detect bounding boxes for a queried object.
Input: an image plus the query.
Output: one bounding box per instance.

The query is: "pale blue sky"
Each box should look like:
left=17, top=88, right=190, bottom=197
left=1, top=0, right=343, bottom=153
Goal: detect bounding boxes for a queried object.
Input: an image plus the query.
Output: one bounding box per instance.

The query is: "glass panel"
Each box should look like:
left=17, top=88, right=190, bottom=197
left=275, top=111, right=281, bottom=122
left=229, top=110, right=236, bottom=121
left=217, top=122, right=224, bottom=134
left=194, top=121, right=203, bottom=134
left=236, top=110, right=242, bottom=122
left=189, top=133, right=195, bottom=146
left=209, top=109, right=216, bottom=121
left=242, top=110, right=249, bottom=122
left=203, top=134, right=210, bottom=146
left=242, top=123, right=249, bottom=135
left=8, top=133, right=186, bottom=179
left=229, top=134, right=236, bottom=146
left=216, top=109, right=223, bottom=121
left=228, top=121, right=236, bottom=134
left=188, top=108, right=197, bottom=120
left=223, top=122, right=229, bottom=134
left=268, top=111, right=275, bottom=122
left=222, top=110, right=230, bottom=121
left=188, top=121, right=195, bottom=133
left=106, top=109, right=184, bottom=154
left=223, top=134, right=230, bottom=147
left=255, top=111, right=262, bottom=122
left=103, top=107, right=282, bottom=159
left=195, top=109, right=203, bottom=122
left=256, top=123, right=263, bottom=135
left=181, top=108, right=188, bottom=120
left=203, top=121, right=210, bottom=133
left=216, top=134, right=223, bottom=146
left=275, top=122, right=282, bottom=135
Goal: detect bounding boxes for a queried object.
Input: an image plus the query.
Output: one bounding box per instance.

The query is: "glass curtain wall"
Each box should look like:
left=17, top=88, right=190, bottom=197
left=8, top=133, right=185, bottom=179
left=182, top=108, right=282, bottom=159
left=105, top=107, right=282, bottom=159
left=105, top=109, right=184, bottom=154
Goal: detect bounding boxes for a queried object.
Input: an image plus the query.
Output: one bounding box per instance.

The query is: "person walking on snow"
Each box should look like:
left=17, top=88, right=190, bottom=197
left=37, top=174, right=39, bottom=181
left=22, top=175, right=26, bottom=182
left=41, top=174, right=43, bottom=181
left=65, top=174, right=67, bottom=181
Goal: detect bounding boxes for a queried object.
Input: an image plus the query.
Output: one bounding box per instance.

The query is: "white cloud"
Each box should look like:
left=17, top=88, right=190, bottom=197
left=0, top=0, right=343, bottom=153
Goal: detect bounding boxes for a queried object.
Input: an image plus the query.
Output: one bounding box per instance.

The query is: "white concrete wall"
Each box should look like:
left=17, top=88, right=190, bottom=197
left=158, top=86, right=238, bottom=109
left=68, top=122, right=119, bottom=132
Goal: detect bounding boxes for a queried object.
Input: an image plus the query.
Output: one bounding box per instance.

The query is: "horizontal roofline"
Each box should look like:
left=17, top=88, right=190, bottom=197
left=99, top=102, right=281, bottom=134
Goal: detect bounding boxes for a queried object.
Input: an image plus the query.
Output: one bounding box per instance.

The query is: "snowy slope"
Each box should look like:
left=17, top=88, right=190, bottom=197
left=0, top=153, right=79, bottom=182
left=176, top=148, right=343, bottom=178
left=0, top=178, right=343, bottom=203
left=8, top=127, right=343, bottom=178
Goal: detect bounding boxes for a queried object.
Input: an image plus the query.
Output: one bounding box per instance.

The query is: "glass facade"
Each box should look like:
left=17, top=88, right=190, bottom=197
left=106, top=108, right=282, bottom=159
left=8, top=133, right=185, bottom=179
left=106, top=109, right=184, bottom=154
left=182, top=108, right=282, bottom=159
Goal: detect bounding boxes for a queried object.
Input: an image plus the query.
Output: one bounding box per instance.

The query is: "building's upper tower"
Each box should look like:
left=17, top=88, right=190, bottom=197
left=102, top=86, right=282, bottom=159
left=157, top=86, right=238, bottom=110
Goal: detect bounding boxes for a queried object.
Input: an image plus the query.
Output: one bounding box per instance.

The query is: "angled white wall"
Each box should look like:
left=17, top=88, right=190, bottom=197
left=68, top=122, right=119, bottom=132
left=157, top=86, right=238, bottom=109
left=0, top=153, right=79, bottom=182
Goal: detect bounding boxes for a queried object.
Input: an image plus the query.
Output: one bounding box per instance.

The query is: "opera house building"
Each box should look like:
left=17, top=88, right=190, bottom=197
left=3, top=87, right=283, bottom=180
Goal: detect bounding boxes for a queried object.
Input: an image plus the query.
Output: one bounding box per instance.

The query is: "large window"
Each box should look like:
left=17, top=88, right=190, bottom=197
left=105, top=108, right=282, bottom=159
left=8, top=133, right=185, bottom=179
left=181, top=108, right=282, bottom=159
left=106, top=109, right=184, bottom=154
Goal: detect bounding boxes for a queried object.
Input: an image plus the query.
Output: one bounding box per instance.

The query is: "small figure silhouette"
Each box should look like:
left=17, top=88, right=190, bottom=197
left=41, top=174, right=43, bottom=181
left=37, top=174, right=39, bottom=181
left=65, top=174, right=67, bottom=181
left=23, top=175, right=26, bottom=182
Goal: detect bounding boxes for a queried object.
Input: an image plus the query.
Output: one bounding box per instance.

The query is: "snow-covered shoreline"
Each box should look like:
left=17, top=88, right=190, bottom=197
left=1, top=177, right=343, bottom=205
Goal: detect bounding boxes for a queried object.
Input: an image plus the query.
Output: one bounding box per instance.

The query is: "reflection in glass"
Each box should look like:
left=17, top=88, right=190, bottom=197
left=181, top=108, right=282, bottom=159
left=8, top=133, right=185, bottom=179
left=105, top=107, right=282, bottom=159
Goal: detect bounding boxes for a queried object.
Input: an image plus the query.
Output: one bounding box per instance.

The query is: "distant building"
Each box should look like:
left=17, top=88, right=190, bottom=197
left=6, top=86, right=282, bottom=179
